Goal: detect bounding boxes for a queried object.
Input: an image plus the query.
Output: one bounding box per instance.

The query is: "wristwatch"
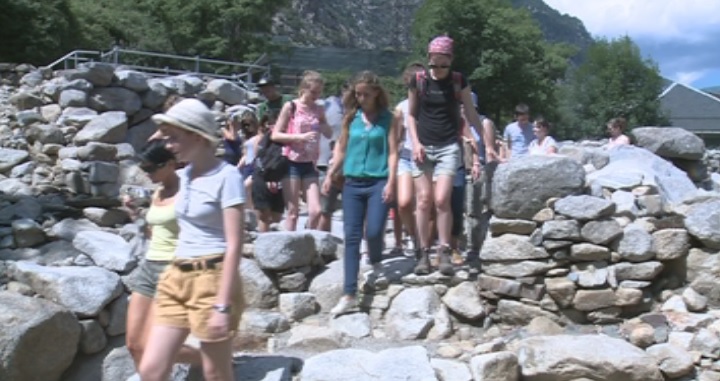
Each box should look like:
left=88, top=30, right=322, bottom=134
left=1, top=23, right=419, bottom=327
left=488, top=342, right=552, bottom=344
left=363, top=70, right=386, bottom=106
left=212, top=304, right=232, bottom=314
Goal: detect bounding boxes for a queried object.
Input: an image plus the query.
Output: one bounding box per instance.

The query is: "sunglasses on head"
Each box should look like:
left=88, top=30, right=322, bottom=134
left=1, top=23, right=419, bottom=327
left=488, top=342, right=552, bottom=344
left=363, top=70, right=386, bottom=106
left=428, top=64, right=450, bottom=69
left=140, top=162, right=167, bottom=174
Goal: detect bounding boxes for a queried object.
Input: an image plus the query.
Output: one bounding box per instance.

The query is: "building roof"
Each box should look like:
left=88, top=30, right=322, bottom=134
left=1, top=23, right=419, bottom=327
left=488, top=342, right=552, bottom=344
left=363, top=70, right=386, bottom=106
left=660, top=80, right=720, bottom=134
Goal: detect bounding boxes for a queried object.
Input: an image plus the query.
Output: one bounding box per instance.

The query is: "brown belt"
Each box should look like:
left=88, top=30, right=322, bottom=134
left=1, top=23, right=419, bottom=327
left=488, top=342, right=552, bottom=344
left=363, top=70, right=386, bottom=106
left=172, top=255, right=224, bottom=272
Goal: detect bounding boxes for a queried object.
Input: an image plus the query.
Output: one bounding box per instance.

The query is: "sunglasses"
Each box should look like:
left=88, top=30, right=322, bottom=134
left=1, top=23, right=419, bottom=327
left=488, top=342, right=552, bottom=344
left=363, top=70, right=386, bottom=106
left=428, top=64, right=450, bottom=69
left=140, top=162, right=167, bottom=174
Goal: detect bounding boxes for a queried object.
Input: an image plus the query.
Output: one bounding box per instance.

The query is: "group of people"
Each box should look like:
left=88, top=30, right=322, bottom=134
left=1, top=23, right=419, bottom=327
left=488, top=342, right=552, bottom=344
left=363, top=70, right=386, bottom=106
left=121, top=34, right=635, bottom=381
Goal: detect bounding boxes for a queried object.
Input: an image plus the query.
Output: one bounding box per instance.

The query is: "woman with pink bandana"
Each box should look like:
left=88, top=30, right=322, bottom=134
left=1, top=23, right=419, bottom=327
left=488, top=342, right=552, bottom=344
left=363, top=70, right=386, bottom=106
left=406, top=35, right=497, bottom=275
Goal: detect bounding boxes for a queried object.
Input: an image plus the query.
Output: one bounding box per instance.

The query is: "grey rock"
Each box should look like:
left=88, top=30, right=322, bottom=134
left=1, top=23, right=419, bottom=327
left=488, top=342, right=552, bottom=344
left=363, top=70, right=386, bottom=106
left=572, top=289, right=616, bottom=311
left=64, top=62, right=115, bottom=86
left=330, top=312, right=372, bottom=338
left=105, top=294, right=128, bottom=336
left=308, top=260, right=344, bottom=312
left=661, top=295, right=687, bottom=312
left=240, top=259, right=279, bottom=309
left=58, top=106, right=98, bottom=127
left=646, top=343, right=695, bottom=379
left=26, top=124, right=65, bottom=145
left=125, top=120, right=157, bottom=153
left=683, top=287, right=708, bottom=312
left=633, top=126, right=705, bottom=160
left=114, top=70, right=149, bottom=92
left=526, top=316, right=564, bottom=336
left=9, top=91, right=44, bottom=110
left=616, top=224, right=655, bottom=262
left=685, top=199, right=720, bottom=249
left=88, top=87, right=143, bottom=115
left=0, top=291, right=81, bottom=381
left=541, top=220, right=581, bottom=241
left=480, top=234, right=549, bottom=261
left=615, top=287, right=644, bottom=306
left=491, top=156, right=585, bottom=219
left=431, top=358, right=472, bottom=381
left=427, top=304, right=453, bottom=340
left=11, top=261, right=123, bottom=317
left=612, top=190, right=639, bottom=216
left=570, top=262, right=608, bottom=287
left=142, top=80, right=169, bottom=109
left=469, top=352, right=518, bottom=381
left=279, top=292, right=317, bottom=321
left=300, top=346, right=436, bottom=381
left=74, top=111, right=128, bottom=145
left=286, top=325, right=343, bottom=351
left=253, top=232, right=317, bottom=270
left=483, top=260, right=556, bottom=278
left=544, top=277, right=576, bottom=308
left=517, top=335, right=663, bottom=381
left=238, top=309, right=290, bottom=334
left=386, top=286, right=441, bottom=340
left=48, top=218, right=101, bottom=241
left=77, top=142, right=118, bottom=162
left=101, top=346, right=135, bottom=381
left=307, top=230, right=342, bottom=262
left=652, top=228, right=690, bottom=261
left=206, top=79, right=247, bottom=105
left=554, top=195, right=615, bottom=220
left=690, top=328, right=720, bottom=356
left=614, top=261, right=664, bottom=281
left=558, top=145, right=610, bottom=170
left=0, top=148, right=29, bottom=173
left=478, top=274, right=545, bottom=300
left=20, top=70, right=44, bottom=87
left=88, top=162, right=120, bottom=184
left=17, top=109, right=45, bottom=126
left=441, top=281, right=485, bottom=320
left=489, top=217, right=537, bottom=236
left=495, top=299, right=560, bottom=325
left=115, top=143, right=135, bottom=160
left=79, top=319, right=107, bottom=355
left=0, top=179, right=32, bottom=197
left=12, top=218, right=45, bottom=248
left=570, top=243, right=610, bottom=261
left=637, top=194, right=665, bottom=217
left=73, top=231, right=135, bottom=272
left=59, top=89, right=88, bottom=108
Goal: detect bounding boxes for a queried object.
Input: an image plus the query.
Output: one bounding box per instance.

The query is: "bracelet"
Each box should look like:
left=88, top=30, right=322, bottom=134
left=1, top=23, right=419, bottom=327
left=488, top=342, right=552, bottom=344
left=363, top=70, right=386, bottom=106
left=212, top=304, right=232, bottom=314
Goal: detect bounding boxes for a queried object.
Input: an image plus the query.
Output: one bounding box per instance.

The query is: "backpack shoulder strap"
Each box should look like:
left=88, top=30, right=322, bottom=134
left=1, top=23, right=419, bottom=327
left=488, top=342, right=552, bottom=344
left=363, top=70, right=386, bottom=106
left=415, top=71, right=427, bottom=98
left=452, top=71, right=462, bottom=102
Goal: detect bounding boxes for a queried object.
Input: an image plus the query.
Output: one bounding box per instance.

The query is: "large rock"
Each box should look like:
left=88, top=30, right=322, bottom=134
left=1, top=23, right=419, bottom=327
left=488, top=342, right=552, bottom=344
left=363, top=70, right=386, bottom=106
left=646, top=343, right=695, bottom=379
left=253, top=232, right=317, bottom=270
left=516, top=335, right=663, bottom=381
left=652, top=229, right=691, bottom=260
left=11, top=261, right=123, bottom=317
left=685, top=199, right=720, bottom=249
left=308, top=260, right=344, bottom=312
left=558, top=145, right=610, bottom=170
left=300, top=346, right=436, bottom=381
left=686, top=249, right=720, bottom=307
left=74, top=111, right=128, bottom=145
left=554, top=195, right=615, bottom=220
left=480, top=234, right=549, bottom=261
left=57, top=107, right=98, bottom=127
left=125, top=119, right=158, bottom=153
left=12, top=218, right=46, bottom=248
left=63, top=63, right=115, bottom=86
left=73, top=231, right=135, bottom=272
left=632, top=127, right=705, bottom=160
left=587, top=146, right=697, bottom=205
left=113, top=70, right=149, bottom=92
left=239, top=259, right=279, bottom=309
left=48, top=218, right=102, bottom=241
left=616, top=223, right=655, bottom=262
left=88, top=87, right=143, bottom=115
left=491, top=156, right=585, bottom=219
left=441, top=281, right=485, bottom=320
left=279, top=292, right=317, bottom=321
left=0, top=148, right=29, bottom=173
left=470, top=352, right=519, bottom=381
left=0, top=292, right=80, bottom=381
left=541, top=220, right=581, bottom=241
left=206, top=79, right=247, bottom=105
left=386, top=286, right=441, bottom=340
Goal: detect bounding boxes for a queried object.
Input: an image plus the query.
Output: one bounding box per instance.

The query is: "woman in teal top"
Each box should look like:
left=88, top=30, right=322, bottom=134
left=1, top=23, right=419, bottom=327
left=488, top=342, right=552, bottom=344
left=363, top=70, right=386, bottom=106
left=322, top=71, right=399, bottom=315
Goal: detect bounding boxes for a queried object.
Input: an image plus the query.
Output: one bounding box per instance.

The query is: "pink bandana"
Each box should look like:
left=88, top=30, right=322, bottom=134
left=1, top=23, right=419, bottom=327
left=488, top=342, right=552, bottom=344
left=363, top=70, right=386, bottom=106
left=428, top=36, right=454, bottom=56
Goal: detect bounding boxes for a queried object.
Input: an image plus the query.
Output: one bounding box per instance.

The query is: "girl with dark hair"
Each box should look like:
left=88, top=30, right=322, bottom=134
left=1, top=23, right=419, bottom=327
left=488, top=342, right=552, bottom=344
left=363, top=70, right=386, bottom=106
left=322, top=71, right=399, bottom=315
left=606, top=117, right=631, bottom=149
left=124, top=139, right=200, bottom=369
left=528, top=117, right=558, bottom=155
left=252, top=112, right=285, bottom=232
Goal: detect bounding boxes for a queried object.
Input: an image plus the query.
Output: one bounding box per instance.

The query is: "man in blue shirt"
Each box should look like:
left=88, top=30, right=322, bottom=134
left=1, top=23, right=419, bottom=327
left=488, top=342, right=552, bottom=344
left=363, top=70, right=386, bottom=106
left=503, top=103, right=534, bottom=158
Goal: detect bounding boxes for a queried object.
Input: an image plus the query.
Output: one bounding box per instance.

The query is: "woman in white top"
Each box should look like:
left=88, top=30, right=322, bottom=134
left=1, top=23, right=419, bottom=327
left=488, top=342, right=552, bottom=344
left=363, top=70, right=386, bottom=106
left=605, top=117, right=631, bottom=149
left=139, top=99, right=245, bottom=381
left=528, top=117, right=558, bottom=155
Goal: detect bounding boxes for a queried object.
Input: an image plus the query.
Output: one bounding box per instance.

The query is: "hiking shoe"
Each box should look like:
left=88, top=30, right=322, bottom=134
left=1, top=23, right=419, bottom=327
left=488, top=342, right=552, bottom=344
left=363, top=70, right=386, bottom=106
left=331, top=296, right=357, bottom=315
left=451, top=248, right=464, bottom=265
left=414, top=248, right=432, bottom=275
left=437, top=245, right=455, bottom=276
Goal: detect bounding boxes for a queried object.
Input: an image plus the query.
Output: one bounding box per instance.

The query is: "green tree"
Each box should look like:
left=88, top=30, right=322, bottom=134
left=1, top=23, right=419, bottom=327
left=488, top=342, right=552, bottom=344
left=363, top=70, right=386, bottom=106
left=412, top=0, right=573, bottom=125
left=555, top=36, right=667, bottom=140
left=0, top=0, right=80, bottom=64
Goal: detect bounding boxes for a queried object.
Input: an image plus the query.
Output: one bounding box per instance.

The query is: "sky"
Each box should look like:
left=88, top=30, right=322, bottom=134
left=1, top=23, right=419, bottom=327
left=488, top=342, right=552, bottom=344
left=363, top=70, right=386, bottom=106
left=543, top=0, right=720, bottom=90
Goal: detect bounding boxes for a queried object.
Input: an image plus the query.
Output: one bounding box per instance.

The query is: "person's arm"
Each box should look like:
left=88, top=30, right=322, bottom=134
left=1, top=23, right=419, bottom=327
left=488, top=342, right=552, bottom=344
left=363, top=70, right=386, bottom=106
left=384, top=112, right=400, bottom=202
left=503, top=127, right=512, bottom=160
left=460, top=87, right=497, bottom=162
left=394, top=105, right=405, bottom=148
left=317, top=105, right=333, bottom=139
left=407, top=89, right=424, bottom=163
left=271, top=101, right=311, bottom=144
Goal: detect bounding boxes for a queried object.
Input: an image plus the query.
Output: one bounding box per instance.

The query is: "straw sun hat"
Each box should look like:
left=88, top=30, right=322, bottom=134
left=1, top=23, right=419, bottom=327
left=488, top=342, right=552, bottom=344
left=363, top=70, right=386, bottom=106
left=151, top=98, right=219, bottom=144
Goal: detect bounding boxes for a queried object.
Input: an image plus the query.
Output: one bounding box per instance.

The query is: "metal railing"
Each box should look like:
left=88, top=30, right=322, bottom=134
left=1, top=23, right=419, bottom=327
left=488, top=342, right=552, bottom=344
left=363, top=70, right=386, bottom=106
left=46, top=47, right=271, bottom=86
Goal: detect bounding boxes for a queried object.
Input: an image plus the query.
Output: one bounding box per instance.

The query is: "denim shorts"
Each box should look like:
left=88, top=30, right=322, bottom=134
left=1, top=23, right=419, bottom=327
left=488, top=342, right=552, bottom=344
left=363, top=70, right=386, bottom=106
left=286, top=161, right=318, bottom=180
left=398, top=156, right=417, bottom=177
left=413, top=142, right=461, bottom=178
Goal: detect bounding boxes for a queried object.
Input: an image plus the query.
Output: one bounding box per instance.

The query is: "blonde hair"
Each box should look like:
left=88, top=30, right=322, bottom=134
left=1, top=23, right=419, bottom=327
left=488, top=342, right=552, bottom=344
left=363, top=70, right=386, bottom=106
left=297, top=70, right=324, bottom=97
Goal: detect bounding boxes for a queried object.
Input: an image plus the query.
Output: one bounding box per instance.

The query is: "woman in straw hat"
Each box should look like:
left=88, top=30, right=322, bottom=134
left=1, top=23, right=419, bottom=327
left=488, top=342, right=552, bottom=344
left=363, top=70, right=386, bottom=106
left=139, top=98, right=245, bottom=381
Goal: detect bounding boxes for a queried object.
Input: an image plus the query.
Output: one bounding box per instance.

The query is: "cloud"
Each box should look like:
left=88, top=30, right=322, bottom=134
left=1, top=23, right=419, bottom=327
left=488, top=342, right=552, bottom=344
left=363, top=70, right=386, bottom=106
left=544, top=0, right=720, bottom=86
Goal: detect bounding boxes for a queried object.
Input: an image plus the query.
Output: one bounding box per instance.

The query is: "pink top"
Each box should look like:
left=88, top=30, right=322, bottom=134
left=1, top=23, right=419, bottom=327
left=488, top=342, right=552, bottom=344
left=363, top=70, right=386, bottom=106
left=284, top=100, right=323, bottom=163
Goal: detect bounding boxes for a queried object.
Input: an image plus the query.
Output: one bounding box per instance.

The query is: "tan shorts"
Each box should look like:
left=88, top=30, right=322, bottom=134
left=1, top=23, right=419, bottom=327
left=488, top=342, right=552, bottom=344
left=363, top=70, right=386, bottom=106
left=154, top=255, right=244, bottom=342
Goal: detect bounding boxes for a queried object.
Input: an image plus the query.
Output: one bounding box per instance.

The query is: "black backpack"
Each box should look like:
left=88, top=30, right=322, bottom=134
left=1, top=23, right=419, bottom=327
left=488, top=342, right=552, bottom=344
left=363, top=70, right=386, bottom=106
left=254, top=102, right=294, bottom=181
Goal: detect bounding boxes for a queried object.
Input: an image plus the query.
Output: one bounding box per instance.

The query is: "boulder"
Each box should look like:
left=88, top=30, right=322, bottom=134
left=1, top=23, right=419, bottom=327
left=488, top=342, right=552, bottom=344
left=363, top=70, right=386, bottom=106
left=489, top=217, right=537, bottom=236
left=113, top=70, right=149, bottom=92
left=614, top=261, right=664, bottom=281
left=0, top=148, right=29, bottom=173
left=645, top=343, right=695, bottom=379
left=587, top=146, right=697, bottom=205
left=48, top=218, right=101, bottom=241
left=206, top=79, right=247, bottom=105
left=77, top=142, right=118, bottom=162
left=88, top=87, right=143, bottom=115
left=431, top=359, right=472, bottom=381
left=253, top=232, right=317, bottom=270
left=57, top=107, right=98, bottom=127
left=684, top=199, right=720, bottom=249
left=59, top=89, right=88, bottom=108
left=279, top=292, right=317, bottom=321
left=238, top=310, right=290, bottom=334
left=125, top=120, right=158, bottom=153
left=470, top=352, right=519, bottom=381
left=558, top=145, right=610, bottom=170
left=239, top=259, right=279, bottom=309
left=330, top=313, right=372, bottom=338
left=491, top=156, right=585, bottom=219
left=72, top=231, right=135, bottom=272
left=308, top=260, right=344, bottom=312
left=541, top=220, right=581, bottom=241
left=483, top=260, right=556, bottom=278
left=616, top=223, right=655, bottom=262
left=74, top=111, right=128, bottom=145
left=554, top=195, right=615, bottom=220
left=12, top=218, right=45, bottom=248
left=286, top=325, right=343, bottom=351
left=632, top=126, right=705, bottom=160
left=63, top=62, right=115, bottom=86
left=78, top=319, right=107, bottom=355
left=0, top=292, right=80, bottom=381
left=300, top=346, right=436, bottom=381
left=385, top=286, right=441, bottom=340
left=495, top=300, right=560, bottom=325
left=11, top=261, right=123, bottom=317
left=516, top=335, right=663, bottom=381
left=441, top=281, right=485, bottom=320
left=26, top=124, right=65, bottom=145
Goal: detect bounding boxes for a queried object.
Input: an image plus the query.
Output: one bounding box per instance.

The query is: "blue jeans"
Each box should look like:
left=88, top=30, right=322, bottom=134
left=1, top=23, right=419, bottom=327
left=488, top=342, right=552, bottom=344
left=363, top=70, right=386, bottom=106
left=342, top=177, right=390, bottom=295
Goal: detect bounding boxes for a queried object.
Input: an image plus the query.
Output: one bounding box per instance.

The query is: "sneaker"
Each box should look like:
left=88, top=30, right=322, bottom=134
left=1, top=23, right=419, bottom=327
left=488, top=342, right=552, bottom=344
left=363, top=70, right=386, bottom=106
left=362, top=263, right=388, bottom=291
left=404, top=239, right=417, bottom=257
left=330, top=296, right=357, bottom=315
left=451, top=249, right=464, bottom=266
